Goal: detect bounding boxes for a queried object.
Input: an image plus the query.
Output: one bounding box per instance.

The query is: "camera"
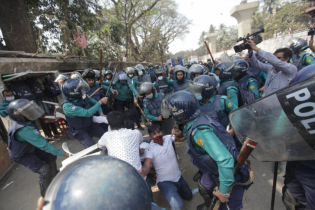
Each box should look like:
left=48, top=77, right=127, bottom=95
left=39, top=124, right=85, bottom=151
left=308, top=27, right=315, bottom=36
left=234, top=28, right=265, bottom=53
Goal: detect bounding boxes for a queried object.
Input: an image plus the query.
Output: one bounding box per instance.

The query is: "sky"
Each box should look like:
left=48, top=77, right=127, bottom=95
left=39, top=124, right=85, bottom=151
left=169, top=0, right=260, bottom=54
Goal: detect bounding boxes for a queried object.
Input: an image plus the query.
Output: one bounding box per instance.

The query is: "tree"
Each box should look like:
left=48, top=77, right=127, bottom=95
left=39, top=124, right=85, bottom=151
left=216, top=25, right=238, bottom=52
left=0, top=0, right=37, bottom=52
left=261, top=0, right=281, bottom=14
left=264, top=3, right=311, bottom=37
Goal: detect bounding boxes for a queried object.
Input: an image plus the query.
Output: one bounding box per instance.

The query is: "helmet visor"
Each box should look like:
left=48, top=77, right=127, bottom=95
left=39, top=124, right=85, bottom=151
left=17, top=101, right=45, bottom=121
left=77, top=79, right=90, bottom=93
left=220, top=52, right=235, bottom=71
left=188, top=82, right=203, bottom=99
left=54, top=74, right=69, bottom=83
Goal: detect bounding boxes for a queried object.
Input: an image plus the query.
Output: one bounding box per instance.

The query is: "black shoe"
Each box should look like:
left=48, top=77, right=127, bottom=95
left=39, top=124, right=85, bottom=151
left=193, top=170, right=203, bottom=182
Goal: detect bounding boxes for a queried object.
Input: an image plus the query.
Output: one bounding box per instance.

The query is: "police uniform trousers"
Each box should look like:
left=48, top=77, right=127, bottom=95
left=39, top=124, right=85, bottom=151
left=71, top=123, right=106, bottom=148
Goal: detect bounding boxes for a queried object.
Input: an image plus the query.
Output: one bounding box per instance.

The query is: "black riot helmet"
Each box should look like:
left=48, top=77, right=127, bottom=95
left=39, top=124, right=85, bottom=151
left=43, top=156, right=152, bottom=210
left=189, top=75, right=217, bottom=99
left=234, top=59, right=249, bottom=80
left=104, top=70, right=113, bottom=81
left=290, top=38, right=309, bottom=54
left=7, top=99, right=45, bottom=123
left=166, top=91, right=200, bottom=123
left=216, top=53, right=235, bottom=82
left=82, top=69, right=96, bottom=80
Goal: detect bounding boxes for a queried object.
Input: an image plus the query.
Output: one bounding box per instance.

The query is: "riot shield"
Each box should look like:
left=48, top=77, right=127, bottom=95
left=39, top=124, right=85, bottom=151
left=161, top=91, right=174, bottom=118
left=136, top=75, right=151, bottom=92
left=177, top=81, right=191, bottom=91
left=229, top=76, right=315, bottom=162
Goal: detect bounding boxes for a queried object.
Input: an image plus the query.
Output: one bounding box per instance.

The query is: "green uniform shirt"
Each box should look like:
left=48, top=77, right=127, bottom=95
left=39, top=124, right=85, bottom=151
left=299, top=51, right=315, bottom=66
left=63, top=97, right=102, bottom=118
left=0, top=100, right=10, bottom=117
left=200, top=95, right=238, bottom=114
left=221, top=81, right=239, bottom=107
left=184, top=117, right=235, bottom=193
left=104, top=80, right=138, bottom=101
left=143, top=93, right=164, bottom=121
left=239, top=76, right=259, bottom=99
left=15, top=122, right=65, bottom=156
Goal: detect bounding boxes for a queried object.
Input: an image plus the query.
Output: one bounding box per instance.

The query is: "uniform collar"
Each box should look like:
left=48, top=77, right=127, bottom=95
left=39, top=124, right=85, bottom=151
left=200, top=95, right=215, bottom=106
left=221, top=80, right=234, bottom=85
left=184, top=116, right=199, bottom=133
left=297, top=51, right=306, bottom=58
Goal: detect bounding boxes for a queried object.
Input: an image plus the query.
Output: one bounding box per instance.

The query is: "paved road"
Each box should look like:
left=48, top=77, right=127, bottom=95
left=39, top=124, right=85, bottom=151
left=0, top=126, right=286, bottom=210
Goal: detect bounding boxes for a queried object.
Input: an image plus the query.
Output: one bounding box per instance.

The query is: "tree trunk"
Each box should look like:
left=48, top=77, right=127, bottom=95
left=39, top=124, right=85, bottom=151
left=0, top=0, right=37, bottom=52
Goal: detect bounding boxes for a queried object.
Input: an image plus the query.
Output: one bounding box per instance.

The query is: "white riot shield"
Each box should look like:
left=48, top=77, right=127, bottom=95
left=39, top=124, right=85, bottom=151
left=230, top=76, right=315, bottom=162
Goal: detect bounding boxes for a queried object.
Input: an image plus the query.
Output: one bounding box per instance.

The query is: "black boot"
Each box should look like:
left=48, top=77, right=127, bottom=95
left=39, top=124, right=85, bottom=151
left=136, top=120, right=144, bottom=130
left=197, top=180, right=212, bottom=210
left=193, top=170, right=203, bottom=182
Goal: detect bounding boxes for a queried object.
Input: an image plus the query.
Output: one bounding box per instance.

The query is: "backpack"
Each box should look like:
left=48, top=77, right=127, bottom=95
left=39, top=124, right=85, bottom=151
left=10, top=81, right=36, bottom=100
left=43, top=77, right=61, bottom=97
left=25, top=78, right=45, bottom=98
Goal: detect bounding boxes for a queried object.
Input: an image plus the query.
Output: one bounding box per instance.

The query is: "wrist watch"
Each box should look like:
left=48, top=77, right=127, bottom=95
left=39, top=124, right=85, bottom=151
left=221, top=192, right=230, bottom=197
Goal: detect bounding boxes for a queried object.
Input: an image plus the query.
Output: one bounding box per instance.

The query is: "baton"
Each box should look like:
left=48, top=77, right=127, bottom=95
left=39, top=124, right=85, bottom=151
left=89, top=64, right=119, bottom=98
left=204, top=41, right=215, bottom=65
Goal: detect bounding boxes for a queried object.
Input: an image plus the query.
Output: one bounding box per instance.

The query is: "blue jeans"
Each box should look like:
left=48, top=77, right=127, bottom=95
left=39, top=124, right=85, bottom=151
left=157, top=176, right=192, bottom=210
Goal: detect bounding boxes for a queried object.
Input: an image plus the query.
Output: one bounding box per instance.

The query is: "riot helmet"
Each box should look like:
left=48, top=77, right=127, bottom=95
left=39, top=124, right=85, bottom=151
left=290, top=38, right=309, bottom=54
left=43, top=156, right=152, bottom=210
left=93, top=70, right=100, bottom=79
left=189, top=64, right=206, bottom=79
left=70, top=72, right=82, bottom=80
left=189, top=75, right=217, bottom=100
left=62, top=79, right=90, bottom=100
left=54, top=74, right=70, bottom=85
left=139, top=82, right=155, bottom=99
left=190, top=61, right=197, bottom=65
left=82, top=69, right=95, bottom=79
left=104, top=70, right=113, bottom=81
left=7, top=99, right=45, bottom=123
left=185, top=63, right=191, bottom=69
left=155, top=68, right=163, bottom=81
left=125, top=67, right=135, bottom=78
left=135, top=64, right=145, bottom=71
left=166, top=91, right=200, bottom=123
left=214, top=58, right=222, bottom=64
left=216, top=53, right=235, bottom=82
left=291, top=64, right=315, bottom=83
left=174, top=65, right=187, bottom=84
left=118, top=72, right=128, bottom=85
left=148, top=63, right=154, bottom=69
left=169, top=69, right=174, bottom=79
left=234, top=59, right=249, bottom=80
left=231, top=55, right=242, bottom=61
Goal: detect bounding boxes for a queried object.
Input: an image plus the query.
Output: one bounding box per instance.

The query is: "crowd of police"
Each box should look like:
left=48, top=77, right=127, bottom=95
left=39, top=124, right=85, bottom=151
left=1, top=36, right=315, bottom=210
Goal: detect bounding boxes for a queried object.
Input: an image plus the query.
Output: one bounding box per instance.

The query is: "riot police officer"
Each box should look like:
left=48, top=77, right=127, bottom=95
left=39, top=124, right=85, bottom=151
left=217, top=55, right=240, bottom=107
left=62, top=79, right=108, bottom=148
left=290, top=38, right=315, bottom=70
left=103, top=70, right=113, bottom=82
left=125, top=67, right=138, bottom=89
left=166, top=91, right=250, bottom=210
left=139, top=82, right=164, bottom=125
left=7, top=99, right=70, bottom=196
left=282, top=64, right=315, bottom=210
left=42, top=156, right=164, bottom=210
left=162, top=65, right=190, bottom=92
left=154, top=67, right=171, bottom=94
left=189, top=64, right=206, bottom=80
left=234, top=59, right=259, bottom=99
left=93, top=70, right=100, bottom=84
left=135, top=64, right=147, bottom=77
left=148, top=63, right=156, bottom=83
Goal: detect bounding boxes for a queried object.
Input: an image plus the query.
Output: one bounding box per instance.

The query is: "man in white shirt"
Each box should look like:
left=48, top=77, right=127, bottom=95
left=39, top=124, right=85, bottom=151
left=98, top=111, right=143, bottom=171
left=140, top=124, right=192, bottom=210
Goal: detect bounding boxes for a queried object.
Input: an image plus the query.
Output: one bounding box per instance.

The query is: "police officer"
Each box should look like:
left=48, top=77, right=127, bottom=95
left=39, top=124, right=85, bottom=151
left=125, top=67, right=138, bottom=89
left=42, top=156, right=164, bottom=210
left=62, top=79, right=108, bottom=148
left=54, top=74, right=70, bottom=87
left=167, top=91, right=250, bottom=210
left=139, top=82, right=164, bottom=125
left=189, top=75, right=238, bottom=129
left=234, top=59, right=259, bottom=99
left=217, top=61, right=240, bottom=107
left=135, top=64, right=147, bottom=77
left=0, top=89, right=15, bottom=117
left=154, top=67, right=171, bottom=94
left=290, top=38, right=315, bottom=70
left=148, top=63, right=156, bottom=83
left=282, top=64, right=315, bottom=210
left=189, top=64, right=206, bottom=80
left=103, top=70, right=113, bottom=82
left=93, top=70, right=100, bottom=84
left=207, top=58, right=214, bottom=73
left=162, top=65, right=190, bottom=92
left=7, top=99, right=70, bottom=196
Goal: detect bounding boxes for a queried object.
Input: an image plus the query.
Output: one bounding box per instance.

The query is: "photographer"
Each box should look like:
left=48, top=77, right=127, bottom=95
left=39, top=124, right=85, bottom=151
left=247, top=40, right=297, bottom=97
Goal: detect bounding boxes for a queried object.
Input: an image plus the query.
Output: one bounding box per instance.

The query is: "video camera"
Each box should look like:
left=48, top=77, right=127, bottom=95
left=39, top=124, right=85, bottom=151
left=234, top=28, right=265, bottom=53
left=308, top=27, right=315, bottom=36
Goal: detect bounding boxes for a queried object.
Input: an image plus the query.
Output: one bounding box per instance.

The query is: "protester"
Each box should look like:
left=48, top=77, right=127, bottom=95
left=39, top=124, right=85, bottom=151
left=0, top=89, right=14, bottom=117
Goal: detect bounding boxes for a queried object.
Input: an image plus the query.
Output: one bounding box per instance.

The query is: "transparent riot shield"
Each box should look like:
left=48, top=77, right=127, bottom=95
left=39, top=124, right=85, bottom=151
left=230, top=76, right=315, bottom=162
left=136, top=75, right=151, bottom=92
left=161, top=91, right=174, bottom=119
